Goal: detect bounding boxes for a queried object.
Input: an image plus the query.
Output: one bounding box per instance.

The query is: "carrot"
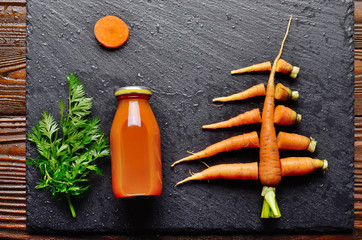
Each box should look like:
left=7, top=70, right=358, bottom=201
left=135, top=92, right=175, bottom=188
left=277, top=132, right=317, bottom=152
left=281, top=157, right=328, bottom=177
left=230, top=59, right=299, bottom=78
left=275, top=83, right=299, bottom=101
left=171, top=131, right=259, bottom=167
left=202, top=108, right=261, bottom=129
left=213, top=83, right=265, bottom=102
left=176, top=162, right=258, bottom=186
left=259, top=16, right=293, bottom=219
left=212, top=83, right=298, bottom=103
left=274, top=105, right=301, bottom=125
left=94, top=16, right=129, bottom=49
left=275, top=59, right=300, bottom=79
left=231, top=62, right=271, bottom=75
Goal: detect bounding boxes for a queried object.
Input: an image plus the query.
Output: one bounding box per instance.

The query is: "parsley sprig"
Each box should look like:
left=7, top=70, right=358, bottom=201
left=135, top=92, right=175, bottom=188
left=27, top=73, right=110, bottom=218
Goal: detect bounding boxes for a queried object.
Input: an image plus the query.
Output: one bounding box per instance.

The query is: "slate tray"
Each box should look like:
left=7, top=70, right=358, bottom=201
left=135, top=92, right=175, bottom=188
left=26, top=0, right=355, bottom=234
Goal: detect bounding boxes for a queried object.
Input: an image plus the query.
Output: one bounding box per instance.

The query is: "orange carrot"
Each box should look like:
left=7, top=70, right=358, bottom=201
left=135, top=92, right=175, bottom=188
left=94, top=16, right=129, bottom=49
left=274, top=105, right=301, bottom=125
left=275, top=83, right=299, bottom=101
left=275, top=59, right=300, bottom=79
left=202, top=108, right=261, bottom=129
left=259, top=16, right=293, bottom=219
left=231, top=62, right=271, bottom=74
left=230, top=59, right=299, bottom=78
left=213, top=83, right=265, bottom=102
left=281, top=157, right=328, bottom=177
left=277, top=132, right=317, bottom=152
left=171, top=131, right=259, bottom=167
left=176, top=162, right=258, bottom=186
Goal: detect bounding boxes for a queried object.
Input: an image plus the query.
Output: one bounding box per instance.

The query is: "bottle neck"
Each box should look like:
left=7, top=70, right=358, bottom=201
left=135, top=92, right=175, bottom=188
left=117, top=94, right=151, bottom=101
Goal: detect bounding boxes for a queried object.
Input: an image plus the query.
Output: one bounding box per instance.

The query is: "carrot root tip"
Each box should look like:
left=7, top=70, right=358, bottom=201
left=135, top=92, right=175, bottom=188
left=171, top=159, right=183, bottom=168
left=202, top=124, right=213, bottom=129
left=171, top=152, right=198, bottom=167
left=231, top=69, right=242, bottom=75
left=212, top=97, right=226, bottom=103
left=307, top=138, right=317, bottom=153
left=290, top=66, right=300, bottom=79
left=291, top=91, right=299, bottom=101
left=296, top=114, right=302, bottom=123
left=175, top=178, right=188, bottom=186
left=261, top=187, right=281, bottom=218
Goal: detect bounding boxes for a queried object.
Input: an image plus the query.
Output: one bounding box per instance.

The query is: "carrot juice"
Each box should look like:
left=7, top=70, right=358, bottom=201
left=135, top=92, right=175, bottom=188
left=110, top=86, right=162, bottom=198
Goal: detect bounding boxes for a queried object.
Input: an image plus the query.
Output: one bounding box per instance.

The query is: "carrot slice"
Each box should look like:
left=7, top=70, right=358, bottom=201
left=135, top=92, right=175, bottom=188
left=94, top=16, right=129, bottom=49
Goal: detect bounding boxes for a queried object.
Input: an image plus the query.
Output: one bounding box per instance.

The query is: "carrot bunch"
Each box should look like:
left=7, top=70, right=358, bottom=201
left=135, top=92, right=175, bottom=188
left=173, top=16, right=328, bottom=219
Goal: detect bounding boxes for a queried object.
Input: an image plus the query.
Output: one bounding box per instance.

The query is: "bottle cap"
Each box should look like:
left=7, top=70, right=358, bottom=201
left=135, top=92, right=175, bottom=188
left=115, top=86, right=152, bottom=97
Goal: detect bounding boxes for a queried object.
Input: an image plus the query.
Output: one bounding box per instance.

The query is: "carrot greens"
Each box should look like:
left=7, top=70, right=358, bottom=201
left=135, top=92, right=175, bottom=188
left=27, top=73, right=110, bottom=218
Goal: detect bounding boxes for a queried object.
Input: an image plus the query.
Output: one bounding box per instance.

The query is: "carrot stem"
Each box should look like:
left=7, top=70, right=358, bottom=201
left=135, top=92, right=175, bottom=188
left=66, top=195, right=76, bottom=218
left=322, top=160, right=328, bottom=174
left=290, top=66, right=300, bottom=79
left=261, top=186, right=281, bottom=218
left=291, top=91, right=299, bottom=100
left=307, top=137, right=317, bottom=153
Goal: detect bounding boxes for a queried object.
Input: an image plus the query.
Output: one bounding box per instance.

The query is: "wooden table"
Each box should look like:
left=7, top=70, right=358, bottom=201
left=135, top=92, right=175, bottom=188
left=0, top=0, right=361, bottom=239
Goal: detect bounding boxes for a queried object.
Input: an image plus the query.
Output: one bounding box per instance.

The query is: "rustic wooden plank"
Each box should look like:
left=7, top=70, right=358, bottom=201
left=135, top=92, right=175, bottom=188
left=0, top=1, right=26, bottom=5
left=0, top=184, right=25, bottom=190
left=0, top=134, right=25, bottom=143
left=0, top=172, right=25, bottom=179
left=355, top=60, right=362, bottom=76
left=0, top=201, right=25, bottom=208
left=0, top=190, right=25, bottom=196
left=356, top=2, right=362, bottom=24
left=0, top=156, right=25, bottom=164
left=356, top=115, right=362, bottom=230
left=0, top=171, right=25, bottom=177
left=0, top=195, right=25, bottom=202
left=0, top=34, right=26, bottom=48
left=355, top=74, right=362, bottom=115
left=0, top=222, right=25, bottom=230
left=0, top=5, right=26, bottom=24
left=0, top=179, right=25, bottom=184
left=0, top=208, right=25, bottom=215
left=0, top=232, right=28, bottom=240
left=0, top=71, right=26, bottom=116
left=0, top=159, right=26, bottom=167
left=0, top=142, right=25, bottom=156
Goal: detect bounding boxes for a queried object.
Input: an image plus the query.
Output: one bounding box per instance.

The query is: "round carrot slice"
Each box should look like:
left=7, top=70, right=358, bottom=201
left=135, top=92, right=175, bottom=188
left=94, top=16, right=129, bottom=49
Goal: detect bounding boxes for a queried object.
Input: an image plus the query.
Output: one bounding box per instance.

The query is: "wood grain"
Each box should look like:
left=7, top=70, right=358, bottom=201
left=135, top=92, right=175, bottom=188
left=356, top=1, right=362, bottom=231
left=0, top=1, right=27, bottom=238
left=0, top=0, right=361, bottom=239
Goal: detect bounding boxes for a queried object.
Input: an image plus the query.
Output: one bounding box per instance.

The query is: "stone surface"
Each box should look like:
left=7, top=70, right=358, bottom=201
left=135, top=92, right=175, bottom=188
left=26, top=0, right=354, bottom=234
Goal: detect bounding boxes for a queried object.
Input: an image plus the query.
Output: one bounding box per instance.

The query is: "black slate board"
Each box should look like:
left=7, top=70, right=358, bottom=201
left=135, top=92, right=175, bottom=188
left=26, top=0, right=355, bottom=234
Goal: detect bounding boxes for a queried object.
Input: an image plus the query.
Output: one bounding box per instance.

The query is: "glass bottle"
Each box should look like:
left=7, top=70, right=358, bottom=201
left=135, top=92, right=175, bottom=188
left=110, top=86, right=162, bottom=198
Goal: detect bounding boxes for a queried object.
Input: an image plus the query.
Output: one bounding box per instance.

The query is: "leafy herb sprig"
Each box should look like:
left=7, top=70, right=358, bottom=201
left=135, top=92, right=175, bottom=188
left=27, top=73, right=110, bottom=218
